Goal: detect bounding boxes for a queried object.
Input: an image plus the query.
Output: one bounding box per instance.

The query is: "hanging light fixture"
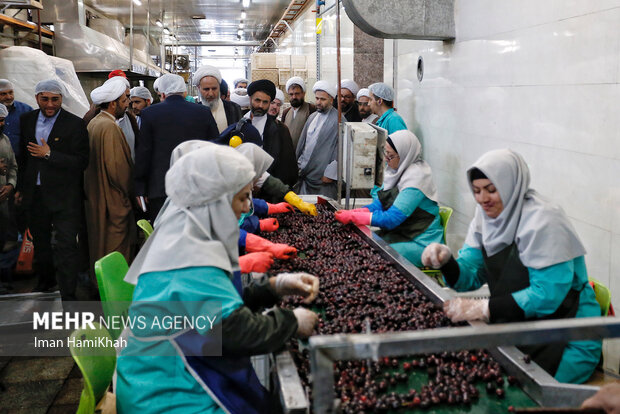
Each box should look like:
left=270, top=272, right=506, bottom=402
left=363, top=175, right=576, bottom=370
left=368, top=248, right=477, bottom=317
left=155, top=19, right=163, bottom=27
left=242, top=0, right=251, bottom=9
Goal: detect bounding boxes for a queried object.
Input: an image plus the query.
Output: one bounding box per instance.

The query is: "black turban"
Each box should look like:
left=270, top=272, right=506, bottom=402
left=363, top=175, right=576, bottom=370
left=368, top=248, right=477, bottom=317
left=220, top=79, right=229, bottom=97
left=247, top=79, right=276, bottom=101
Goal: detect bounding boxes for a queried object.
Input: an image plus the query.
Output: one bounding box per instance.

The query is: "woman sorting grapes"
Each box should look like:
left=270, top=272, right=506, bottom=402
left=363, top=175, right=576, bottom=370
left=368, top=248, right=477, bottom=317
left=117, top=145, right=319, bottom=413
left=335, top=129, right=444, bottom=267
left=422, top=149, right=601, bottom=384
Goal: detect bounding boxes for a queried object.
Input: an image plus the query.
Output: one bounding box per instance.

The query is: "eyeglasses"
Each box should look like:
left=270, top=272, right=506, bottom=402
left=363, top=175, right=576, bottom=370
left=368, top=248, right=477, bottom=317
left=357, top=102, right=369, bottom=107
left=383, top=151, right=399, bottom=161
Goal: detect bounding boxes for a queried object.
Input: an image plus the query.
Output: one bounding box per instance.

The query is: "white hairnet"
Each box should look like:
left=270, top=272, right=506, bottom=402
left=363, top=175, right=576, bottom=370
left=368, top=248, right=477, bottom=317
left=35, top=79, right=65, bottom=96
left=158, top=74, right=187, bottom=95
left=286, top=76, right=306, bottom=93
left=0, top=79, right=13, bottom=93
left=356, top=88, right=371, bottom=100
left=234, top=77, right=249, bottom=87
left=231, top=89, right=250, bottom=107
left=313, top=80, right=336, bottom=99
left=235, top=143, right=274, bottom=181
left=341, top=79, right=359, bottom=96
left=169, top=139, right=211, bottom=167
left=274, top=88, right=285, bottom=103
left=369, top=82, right=395, bottom=102
left=90, top=77, right=127, bottom=105
left=153, top=76, right=161, bottom=92
left=193, top=65, right=222, bottom=86
left=0, top=103, right=8, bottom=118
left=130, top=86, right=153, bottom=101
left=124, top=144, right=255, bottom=285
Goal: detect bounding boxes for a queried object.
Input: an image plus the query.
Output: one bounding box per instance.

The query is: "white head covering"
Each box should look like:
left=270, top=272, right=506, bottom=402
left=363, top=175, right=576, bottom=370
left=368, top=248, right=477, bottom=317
left=234, top=77, right=249, bottom=87
left=313, top=80, right=336, bottom=99
left=231, top=88, right=250, bottom=107
left=130, top=86, right=153, bottom=101
left=369, top=82, right=395, bottom=102
left=153, top=76, right=162, bottom=93
left=35, top=79, right=65, bottom=96
left=193, top=65, right=222, bottom=86
left=0, top=103, right=8, bottom=118
left=382, top=130, right=438, bottom=202
left=158, top=74, right=187, bottom=95
left=235, top=143, right=274, bottom=181
left=341, top=79, right=359, bottom=97
left=357, top=88, right=371, bottom=100
left=90, top=77, right=127, bottom=105
left=124, top=143, right=255, bottom=285
left=464, top=149, right=586, bottom=269
left=274, top=88, right=285, bottom=103
left=286, top=76, right=306, bottom=93
left=0, top=79, right=13, bottom=92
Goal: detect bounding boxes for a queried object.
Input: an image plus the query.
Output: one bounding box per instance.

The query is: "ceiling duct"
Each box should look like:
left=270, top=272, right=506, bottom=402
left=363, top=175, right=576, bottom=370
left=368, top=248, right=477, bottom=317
left=342, top=0, right=455, bottom=40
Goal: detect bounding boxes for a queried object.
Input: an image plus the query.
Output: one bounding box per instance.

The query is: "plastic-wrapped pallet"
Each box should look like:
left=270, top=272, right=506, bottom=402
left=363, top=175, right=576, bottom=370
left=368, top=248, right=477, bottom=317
left=0, top=46, right=90, bottom=117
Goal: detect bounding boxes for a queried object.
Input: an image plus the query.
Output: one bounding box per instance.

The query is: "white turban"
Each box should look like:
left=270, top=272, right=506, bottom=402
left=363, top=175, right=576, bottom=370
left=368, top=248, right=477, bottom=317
left=130, top=86, right=153, bottom=101
left=0, top=103, right=8, bottom=118
left=35, top=79, right=65, bottom=96
left=274, top=88, right=285, bottom=103
left=193, top=65, right=222, bottom=86
left=234, top=78, right=249, bottom=87
left=158, top=74, right=187, bottom=95
left=0, top=79, right=13, bottom=93
left=313, top=80, right=336, bottom=99
left=286, top=76, right=306, bottom=93
left=231, top=89, right=250, bottom=107
left=90, top=77, right=128, bottom=105
left=341, top=79, right=359, bottom=97
left=356, top=88, right=371, bottom=100
left=369, top=82, right=395, bottom=102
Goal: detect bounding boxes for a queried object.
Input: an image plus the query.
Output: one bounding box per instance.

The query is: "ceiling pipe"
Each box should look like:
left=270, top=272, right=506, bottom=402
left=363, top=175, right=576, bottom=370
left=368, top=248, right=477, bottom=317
left=164, top=40, right=261, bottom=47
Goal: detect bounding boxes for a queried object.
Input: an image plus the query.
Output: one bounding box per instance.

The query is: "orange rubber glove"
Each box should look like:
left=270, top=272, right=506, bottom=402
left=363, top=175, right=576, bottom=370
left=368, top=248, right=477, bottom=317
left=239, top=252, right=274, bottom=273
left=245, top=233, right=297, bottom=259
left=267, top=202, right=294, bottom=214
left=259, top=218, right=279, bottom=232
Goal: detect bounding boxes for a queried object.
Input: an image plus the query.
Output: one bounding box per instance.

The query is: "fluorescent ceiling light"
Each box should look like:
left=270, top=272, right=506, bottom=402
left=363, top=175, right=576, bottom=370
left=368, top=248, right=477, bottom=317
left=241, top=11, right=247, bottom=19
left=155, top=19, right=163, bottom=27
left=191, top=14, right=206, bottom=19
left=242, top=0, right=251, bottom=8
left=163, top=27, right=171, bottom=35
left=132, top=0, right=142, bottom=5
left=239, top=23, right=244, bottom=29
left=237, top=29, right=243, bottom=36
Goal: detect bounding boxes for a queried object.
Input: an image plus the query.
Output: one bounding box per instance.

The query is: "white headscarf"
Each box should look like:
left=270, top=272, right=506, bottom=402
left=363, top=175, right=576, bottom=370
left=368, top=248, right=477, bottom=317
left=382, top=130, right=438, bottom=202
left=124, top=144, right=255, bottom=285
left=464, top=149, right=586, bottom=269
left=235, top=143, right=274, bottom=181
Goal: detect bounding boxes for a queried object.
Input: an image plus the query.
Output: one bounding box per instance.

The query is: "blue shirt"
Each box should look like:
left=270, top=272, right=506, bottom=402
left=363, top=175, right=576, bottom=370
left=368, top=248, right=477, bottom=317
left=4, top=100, right=33, bottom=157
left=376, top=108, right=407, bottom=135
left=34, top=110, right=60, bottom=184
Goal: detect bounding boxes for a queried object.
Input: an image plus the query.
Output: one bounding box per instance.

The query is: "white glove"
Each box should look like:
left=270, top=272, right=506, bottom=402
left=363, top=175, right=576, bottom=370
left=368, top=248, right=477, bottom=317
left=275, top=272, right=319, bottom=304
left=421, top=243, right=452, bottom=269
left=443, top=298, right=490, bottom=322
left=293, top=307, right=318, bottom=338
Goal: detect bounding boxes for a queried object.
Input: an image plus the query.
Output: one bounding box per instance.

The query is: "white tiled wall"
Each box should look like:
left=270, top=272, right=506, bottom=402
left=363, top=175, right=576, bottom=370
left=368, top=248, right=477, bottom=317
left=386, top=1, right=620, bottom=322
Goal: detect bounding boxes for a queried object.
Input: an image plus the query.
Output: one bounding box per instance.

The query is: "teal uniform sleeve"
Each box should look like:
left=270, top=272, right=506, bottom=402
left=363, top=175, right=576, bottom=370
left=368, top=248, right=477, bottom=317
left=447, top=244, right=487, bottom=292
left=512, top=261, right=575, bottom=319
left=369, top=188, right=424, bottom=230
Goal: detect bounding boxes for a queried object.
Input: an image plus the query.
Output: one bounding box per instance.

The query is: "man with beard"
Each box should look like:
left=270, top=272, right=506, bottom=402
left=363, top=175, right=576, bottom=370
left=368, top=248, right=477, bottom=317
left=85, top=77, right=135, bottom=268
left=16, top=80, right=89, bottom=300
left=296, top=81, right=339, bottom=199
left=340, top=79, right=362, bottom=122
left=129, top=86, right=153, bottom=127
left=0, top=79, right=33, bottom=157
left=245, top=80, right=297, bottom=186
left=0, top=103, right=17, bottom=260
left=268, top=88, right=285, bottom=119
left=234, top=77, right=249, bottom=89
left=193, top=65, right=241, bottom=133
left=282, top=77, right=315, bottom=149
left=356, top=88, right=379, bottom=124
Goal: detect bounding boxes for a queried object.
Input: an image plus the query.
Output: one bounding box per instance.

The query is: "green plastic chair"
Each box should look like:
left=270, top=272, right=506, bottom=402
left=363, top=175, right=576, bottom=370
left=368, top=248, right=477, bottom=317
left=589, top=278, right=614, bottom=316
left=69, top=322, right=117, bottom=414
left=137, top=219, right=154, bottom=240
left=422, top=206, right=454, bottom=286
left=94, top=252, right=134, bottom=339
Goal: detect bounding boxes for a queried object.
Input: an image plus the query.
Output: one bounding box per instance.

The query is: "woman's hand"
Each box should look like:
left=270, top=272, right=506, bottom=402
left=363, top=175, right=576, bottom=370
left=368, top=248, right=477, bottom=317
left=293, top=307, right=319, bottom=338
left=421, top=243, right=452, bottom=268
left=275, top=272, right=319, bottom=303
left=443, top=298, right=490, bottom=322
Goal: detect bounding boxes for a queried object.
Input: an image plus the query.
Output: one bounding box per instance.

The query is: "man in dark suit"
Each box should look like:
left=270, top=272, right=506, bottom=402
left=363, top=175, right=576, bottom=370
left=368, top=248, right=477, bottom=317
left=245, top=80, right=298, bottom=187
left=134, top=74, right=219, bottom=221
left=193, top=65, right=241, bottom=132
left=15, top=79, right=89, bottom=301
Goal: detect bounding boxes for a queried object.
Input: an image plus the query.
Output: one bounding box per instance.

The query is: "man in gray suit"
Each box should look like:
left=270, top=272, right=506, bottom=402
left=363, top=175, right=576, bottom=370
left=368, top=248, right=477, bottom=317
left=295, top=81, right=339, bottom=199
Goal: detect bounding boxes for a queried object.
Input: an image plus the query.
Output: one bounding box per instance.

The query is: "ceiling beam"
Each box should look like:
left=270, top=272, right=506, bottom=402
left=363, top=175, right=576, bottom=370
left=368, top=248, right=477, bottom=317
left=164, top=40, right=262, bottom=47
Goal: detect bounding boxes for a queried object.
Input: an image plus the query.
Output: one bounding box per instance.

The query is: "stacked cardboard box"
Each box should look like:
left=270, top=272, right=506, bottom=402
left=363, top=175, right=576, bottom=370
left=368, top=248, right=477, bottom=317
left=250, top=53, right=308, bottom=101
